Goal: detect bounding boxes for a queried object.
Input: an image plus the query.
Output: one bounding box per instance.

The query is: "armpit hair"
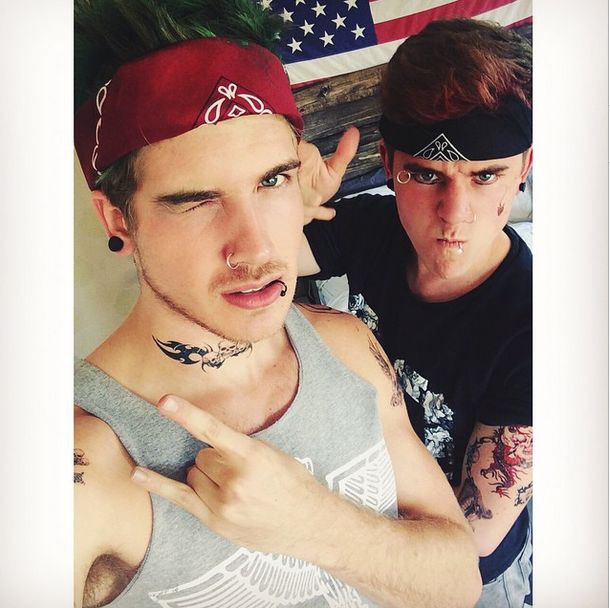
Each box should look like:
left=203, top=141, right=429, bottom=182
left=83, top=554, right=139, bottom=608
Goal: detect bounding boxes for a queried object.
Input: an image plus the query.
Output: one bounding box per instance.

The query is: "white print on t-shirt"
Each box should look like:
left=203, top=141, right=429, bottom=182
left=394, top=361, right=455, bottom=480
left=348, top=294, right=379, bottom=332
left=148, top=441, right=394, bottom=608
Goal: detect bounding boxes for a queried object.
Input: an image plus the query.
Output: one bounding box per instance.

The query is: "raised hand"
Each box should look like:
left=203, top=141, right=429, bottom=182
left=131, top=395, right=342, bottom=558
left=298, top=127, right=360, bottom=225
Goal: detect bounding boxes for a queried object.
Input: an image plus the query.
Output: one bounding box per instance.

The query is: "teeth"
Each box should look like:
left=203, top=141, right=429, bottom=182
left=239, top=286, right=264, bottom=294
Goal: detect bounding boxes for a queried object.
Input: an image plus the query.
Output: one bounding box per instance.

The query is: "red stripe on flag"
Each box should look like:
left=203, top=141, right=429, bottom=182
left=510, top=15, right=533, bottom=28
left=375, top=0, right=518, bottom=44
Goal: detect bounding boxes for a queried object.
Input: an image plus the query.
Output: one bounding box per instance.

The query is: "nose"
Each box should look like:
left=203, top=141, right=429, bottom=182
left=437, top=179, right=475, bottom=225
left=223, top=200, right=274, bottom=268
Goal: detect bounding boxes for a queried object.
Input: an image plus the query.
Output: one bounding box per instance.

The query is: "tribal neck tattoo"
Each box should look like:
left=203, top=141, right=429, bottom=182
left=153, top=337, right=252, bottom=372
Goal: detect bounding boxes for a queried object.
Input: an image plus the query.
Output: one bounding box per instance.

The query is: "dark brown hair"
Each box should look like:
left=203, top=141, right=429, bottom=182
left=381, top=19, right=532, bottom=126
left=96, top=150, right=140, bottom=227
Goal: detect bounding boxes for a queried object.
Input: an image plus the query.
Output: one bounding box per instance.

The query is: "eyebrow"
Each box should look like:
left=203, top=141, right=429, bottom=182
left=153, top=159, right=302, bottom=207
left=402, top=161, right=510, bottom=176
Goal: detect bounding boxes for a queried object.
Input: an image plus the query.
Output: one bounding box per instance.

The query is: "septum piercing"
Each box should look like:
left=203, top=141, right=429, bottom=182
left=396, top=170, right=411, bottom=184
left=226, top=253, right=238, bottom=270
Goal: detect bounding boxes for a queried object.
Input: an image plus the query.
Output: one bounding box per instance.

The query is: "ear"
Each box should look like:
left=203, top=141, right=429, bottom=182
left=378, top=139, right=393, bottom=178
left=520, top=146, right=533, bottom=183
left=91, top=191, right=135, bottom=256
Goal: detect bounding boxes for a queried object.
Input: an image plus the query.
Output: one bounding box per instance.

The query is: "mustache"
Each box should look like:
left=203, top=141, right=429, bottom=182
left=211, top=260, right=289, bottom=291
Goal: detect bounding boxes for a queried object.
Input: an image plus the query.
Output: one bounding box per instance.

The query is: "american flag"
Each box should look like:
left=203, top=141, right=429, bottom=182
left=265, top=0, right=533, bottom=86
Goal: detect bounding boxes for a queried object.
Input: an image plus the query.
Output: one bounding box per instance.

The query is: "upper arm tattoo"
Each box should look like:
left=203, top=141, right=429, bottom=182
left=458, top=425, right=533, bottom=521
left=74, top=448, right=89, bottom=484
left=367, top=337, right=403, bottom=408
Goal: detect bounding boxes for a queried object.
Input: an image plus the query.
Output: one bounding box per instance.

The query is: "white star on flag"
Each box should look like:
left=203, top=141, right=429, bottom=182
left=259, top=0, right=272, bottom=9
left=300, top=20, right=314, bottom=36
left=332, top=14, right=346, bottom=29
left=277, top=0, right=532, bottom=90
left=312, top=2, right=326, bottom=17
left=287, top=38, right=302, bottom=53
left=280, top=7, right=293, bottom=22
left=351, top=24, right=365, bottom=39
left=319, top=31, right=334, bottom=47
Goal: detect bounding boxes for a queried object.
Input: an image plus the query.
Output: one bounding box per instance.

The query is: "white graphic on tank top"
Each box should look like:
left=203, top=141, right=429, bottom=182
left=394, top=360, right=455, bottom=481
left=148, top=441, right=393, bottom=607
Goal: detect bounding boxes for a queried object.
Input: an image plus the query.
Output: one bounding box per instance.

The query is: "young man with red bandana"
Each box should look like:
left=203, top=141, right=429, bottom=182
left=73, top=3, right=481, bottom=608
left=300, top=19, right=533, bottom=608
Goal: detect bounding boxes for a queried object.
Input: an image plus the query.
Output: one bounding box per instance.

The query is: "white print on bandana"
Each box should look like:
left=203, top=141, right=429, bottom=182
left=91, top=79, right=112, bottom=176
left=413, top=133, right=469, bottom=162
left=394, top=360, right=455, bottom=480
left=148, top=441, right=394, bottom=607
left=203, top=79, right=272, bottom=125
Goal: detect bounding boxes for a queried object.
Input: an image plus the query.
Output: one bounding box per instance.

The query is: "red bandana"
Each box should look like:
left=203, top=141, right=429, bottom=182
left=75, top=38, right=303, bottom=189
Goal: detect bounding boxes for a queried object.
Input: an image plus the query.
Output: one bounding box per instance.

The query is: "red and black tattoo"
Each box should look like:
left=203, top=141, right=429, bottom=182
left=458, top=425, right=532, bottom=520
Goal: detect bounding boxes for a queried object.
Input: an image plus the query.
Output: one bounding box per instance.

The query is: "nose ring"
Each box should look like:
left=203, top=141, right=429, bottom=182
left=396, top=170, right=411, bottom=184
left=226, top=253, right=239, bottom=270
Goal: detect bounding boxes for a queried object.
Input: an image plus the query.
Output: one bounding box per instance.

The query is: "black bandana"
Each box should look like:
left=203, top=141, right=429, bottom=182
left=379, top=98, right=532, bottom=161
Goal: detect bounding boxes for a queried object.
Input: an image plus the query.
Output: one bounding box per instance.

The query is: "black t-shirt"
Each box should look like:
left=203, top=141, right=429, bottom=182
left=305, top=194, right=532, bottom=583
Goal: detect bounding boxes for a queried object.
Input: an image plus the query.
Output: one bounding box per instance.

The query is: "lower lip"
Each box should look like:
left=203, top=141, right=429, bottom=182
left=222, top=281, right=286, bottom=310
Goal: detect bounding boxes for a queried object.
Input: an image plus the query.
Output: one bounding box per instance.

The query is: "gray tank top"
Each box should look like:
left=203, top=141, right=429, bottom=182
left=75, top=305, right=397, bottom=608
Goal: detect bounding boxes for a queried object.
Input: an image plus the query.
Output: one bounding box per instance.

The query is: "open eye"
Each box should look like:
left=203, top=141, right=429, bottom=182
left=261, top=174, right=287, bottom=188
left=412, top=170, right=441, bottom=185
left=474, top=171, right=499, bottom=185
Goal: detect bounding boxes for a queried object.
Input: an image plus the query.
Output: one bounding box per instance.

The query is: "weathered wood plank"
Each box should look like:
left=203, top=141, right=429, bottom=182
left=295, top=65, right=386, bottom=181
left=293, top=64, right=384, bottom=115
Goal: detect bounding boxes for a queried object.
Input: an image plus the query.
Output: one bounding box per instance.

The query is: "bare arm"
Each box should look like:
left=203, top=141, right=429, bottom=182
left=132, top=311, right=481, bottom=608
left=74, top=412, right=151, bottom=608
left=455, top=423, right=533, bottom=556
left=308, top=310, right=482, bottom=607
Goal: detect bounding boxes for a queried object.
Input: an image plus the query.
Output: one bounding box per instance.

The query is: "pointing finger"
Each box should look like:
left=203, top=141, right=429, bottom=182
left=157, top=395, right=251, bottom=455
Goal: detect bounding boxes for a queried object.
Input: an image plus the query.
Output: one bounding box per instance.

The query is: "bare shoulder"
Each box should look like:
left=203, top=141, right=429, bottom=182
left=296, top=303, right=395, bottom=398
left=74, top=409, right=151, bottom=602
left=74, top=407, right=150, bottom=520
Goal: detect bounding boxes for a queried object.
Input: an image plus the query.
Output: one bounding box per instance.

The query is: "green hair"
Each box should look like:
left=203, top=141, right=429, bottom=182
left=75, top=0, right=284, bottom=108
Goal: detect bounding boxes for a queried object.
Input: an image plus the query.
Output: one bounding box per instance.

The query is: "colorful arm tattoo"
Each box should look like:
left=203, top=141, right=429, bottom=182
left=458, top=425, right=533, bottom=520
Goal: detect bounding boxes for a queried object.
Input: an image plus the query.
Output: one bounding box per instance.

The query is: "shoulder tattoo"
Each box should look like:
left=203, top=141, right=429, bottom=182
left=367, top=337, right=403, bottom=408
left=299, top=303, right=343, bottom=315
left=74, top=448, right=89, bottom=484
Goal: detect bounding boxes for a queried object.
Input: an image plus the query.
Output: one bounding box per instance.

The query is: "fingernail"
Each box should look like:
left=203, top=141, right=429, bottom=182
left=131, top=467, right=148, bottom=483
left=159, top=396, right=179, bottom=412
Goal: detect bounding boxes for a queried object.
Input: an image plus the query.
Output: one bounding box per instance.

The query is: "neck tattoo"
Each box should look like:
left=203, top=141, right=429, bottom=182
left=153, top=337, right=252, bottom=371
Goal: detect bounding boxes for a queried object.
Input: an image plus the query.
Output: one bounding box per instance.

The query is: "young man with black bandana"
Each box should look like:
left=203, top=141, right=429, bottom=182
left=73, top=3, right=481, bottom=608
left=299, top=19, right=533, bottom=608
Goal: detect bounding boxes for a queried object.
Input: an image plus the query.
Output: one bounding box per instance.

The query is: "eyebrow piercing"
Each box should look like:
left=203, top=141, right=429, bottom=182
left=396, top=170, right=411, bottom=184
